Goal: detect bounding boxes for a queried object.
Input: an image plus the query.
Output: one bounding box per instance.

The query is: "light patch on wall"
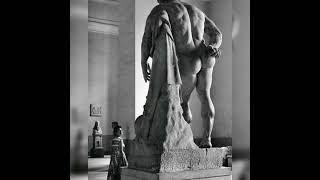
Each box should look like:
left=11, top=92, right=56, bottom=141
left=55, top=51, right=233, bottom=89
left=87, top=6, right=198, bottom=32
left=135, top=0, right=158, bottom=119
left=88, top=21, right=119, bottom=35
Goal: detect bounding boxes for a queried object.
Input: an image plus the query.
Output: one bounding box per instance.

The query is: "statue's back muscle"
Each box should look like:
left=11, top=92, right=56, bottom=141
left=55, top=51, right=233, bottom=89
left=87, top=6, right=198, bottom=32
left=148, top=2, right=206, bottom=75
left=160, top=2, right=205, bottom=54
left=183, top=3, right=205, bottom=47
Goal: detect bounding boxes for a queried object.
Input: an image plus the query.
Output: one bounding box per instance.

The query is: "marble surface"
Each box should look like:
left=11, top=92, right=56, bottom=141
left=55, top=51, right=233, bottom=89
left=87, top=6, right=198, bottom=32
left=88, top=155, right=110, bottom=180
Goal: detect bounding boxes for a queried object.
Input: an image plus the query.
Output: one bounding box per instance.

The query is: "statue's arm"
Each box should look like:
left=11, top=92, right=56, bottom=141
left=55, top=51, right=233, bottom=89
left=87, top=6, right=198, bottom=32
left=141, top=14, right=153, bottom=82
left=142, top=18, right=152, bottom=62
left=204, top=16, right=222, bottom=49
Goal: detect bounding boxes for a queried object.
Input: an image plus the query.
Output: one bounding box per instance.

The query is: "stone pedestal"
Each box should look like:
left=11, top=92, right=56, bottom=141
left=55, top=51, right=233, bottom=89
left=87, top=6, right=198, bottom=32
left=128, top=145, right=230, bottom=173
left=90, top=133, right=104, bottom=158
left=90, top=148, right=104, bottom=158
left=121, top=167, right=232, bottom=180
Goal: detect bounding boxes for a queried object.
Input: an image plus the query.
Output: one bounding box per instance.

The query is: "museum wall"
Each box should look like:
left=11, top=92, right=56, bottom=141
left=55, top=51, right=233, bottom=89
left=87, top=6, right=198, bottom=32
left=118, top=0, right=136, bottom=140
left=70, top=0, right=88, bottom=150
left=88, top=0, right=136, bottom=154
left=135, top=0, right=157, bottom=120
left=88, top=0, right=121, bottom=154
left=70, top=0, right=88, bottom=171
left=88, top=32, right=120, bottom=152
left=232, top=0, right=250, bottom=150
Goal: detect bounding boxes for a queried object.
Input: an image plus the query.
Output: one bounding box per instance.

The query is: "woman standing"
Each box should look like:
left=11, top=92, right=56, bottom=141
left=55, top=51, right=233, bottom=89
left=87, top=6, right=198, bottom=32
left=107, top=125, right=128, bottom=180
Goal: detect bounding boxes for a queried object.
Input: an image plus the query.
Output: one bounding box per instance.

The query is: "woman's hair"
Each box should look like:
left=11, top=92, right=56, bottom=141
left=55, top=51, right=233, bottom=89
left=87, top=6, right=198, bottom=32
left=113, top=125, right=122, bottom=136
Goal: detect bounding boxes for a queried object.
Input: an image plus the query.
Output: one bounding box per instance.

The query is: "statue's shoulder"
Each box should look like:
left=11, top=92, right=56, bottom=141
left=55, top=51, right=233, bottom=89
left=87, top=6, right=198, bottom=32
left=182, top=2, right=204, bottom=17
left=148, top=5, right=167, bottom=19
left=151, top=4, right=164, bottom=13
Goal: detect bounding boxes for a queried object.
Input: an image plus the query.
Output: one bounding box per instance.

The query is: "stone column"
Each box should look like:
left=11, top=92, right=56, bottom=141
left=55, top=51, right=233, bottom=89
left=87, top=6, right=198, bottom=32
left=118, top=0, right=136, bottom=140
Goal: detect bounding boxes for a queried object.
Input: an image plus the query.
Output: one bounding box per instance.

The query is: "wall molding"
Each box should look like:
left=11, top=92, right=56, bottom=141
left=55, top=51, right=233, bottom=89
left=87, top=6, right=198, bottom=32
left=89, top=0, right=119, bottom=5
left=89, top=17, right=120, bottom=26
left=88, top=17, right=119, bottom=35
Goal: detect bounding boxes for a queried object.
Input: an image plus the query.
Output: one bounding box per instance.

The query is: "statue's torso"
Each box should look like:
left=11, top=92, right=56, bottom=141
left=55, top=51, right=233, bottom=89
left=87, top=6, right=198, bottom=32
left=158, top=2, right=204, bottom=52
left=153, top=2, right=205, bottom=75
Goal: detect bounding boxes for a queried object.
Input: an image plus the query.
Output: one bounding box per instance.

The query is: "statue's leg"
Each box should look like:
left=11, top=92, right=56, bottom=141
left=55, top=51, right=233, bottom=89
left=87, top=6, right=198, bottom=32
left=196, top=67, right=215, bottom=148
left=180, top=74, right=197, bottom=124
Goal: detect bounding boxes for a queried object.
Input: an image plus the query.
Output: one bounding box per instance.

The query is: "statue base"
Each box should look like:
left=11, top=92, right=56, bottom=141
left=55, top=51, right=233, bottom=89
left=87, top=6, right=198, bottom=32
left=90, top=148, right=104, bottom=158
left=121, top=167, right=231, bottom=180
left=127, top=139, right=231, bottom=173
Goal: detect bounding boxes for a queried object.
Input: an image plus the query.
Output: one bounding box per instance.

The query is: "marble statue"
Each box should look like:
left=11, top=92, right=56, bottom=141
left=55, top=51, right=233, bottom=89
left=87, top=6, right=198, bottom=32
left=93, top=120, right=102, bottom=135
left=129, top=0, right=226, bottom=173
left=90, top=120, right=104, bottom=157
left=136, top=0, right=222, bottom=148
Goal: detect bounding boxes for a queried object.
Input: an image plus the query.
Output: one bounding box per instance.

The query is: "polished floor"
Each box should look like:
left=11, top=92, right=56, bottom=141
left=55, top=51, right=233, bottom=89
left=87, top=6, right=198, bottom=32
left=88, top=155, right=110, bottom=180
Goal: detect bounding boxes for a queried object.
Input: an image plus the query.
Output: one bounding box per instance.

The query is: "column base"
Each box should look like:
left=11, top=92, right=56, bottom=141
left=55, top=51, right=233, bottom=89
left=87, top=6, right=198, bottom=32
left=128, top=143, right=231, bottom=173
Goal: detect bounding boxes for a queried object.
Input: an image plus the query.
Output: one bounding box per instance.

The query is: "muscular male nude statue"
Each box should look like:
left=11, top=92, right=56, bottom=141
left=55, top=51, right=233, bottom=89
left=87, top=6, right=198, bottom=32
left=141, top=0, right=222, bottom=148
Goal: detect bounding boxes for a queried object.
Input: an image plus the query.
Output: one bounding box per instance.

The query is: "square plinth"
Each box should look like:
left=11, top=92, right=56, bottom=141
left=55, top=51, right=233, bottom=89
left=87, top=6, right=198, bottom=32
left=128, top=147, right=231, bottom=173
left=90, top=148, right=104, bottom=158
left=121, top=167, right=232, bottom=180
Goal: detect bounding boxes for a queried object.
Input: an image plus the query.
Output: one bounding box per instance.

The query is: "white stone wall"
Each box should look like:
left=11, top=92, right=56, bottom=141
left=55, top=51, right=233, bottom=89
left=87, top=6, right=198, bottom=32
left=232, top=0, right=250, bottom=149
left=88, top=32, right=119, bottom=135
left=118, top=0, right=136, bottom=140
left=88, top=0, right=120, bottom=136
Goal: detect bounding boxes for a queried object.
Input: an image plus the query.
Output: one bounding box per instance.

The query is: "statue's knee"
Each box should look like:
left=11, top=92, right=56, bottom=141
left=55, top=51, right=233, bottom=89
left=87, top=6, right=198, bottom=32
left=208, top=109, right=215, bottom=119
left=201, top=57, right=216, bottom=69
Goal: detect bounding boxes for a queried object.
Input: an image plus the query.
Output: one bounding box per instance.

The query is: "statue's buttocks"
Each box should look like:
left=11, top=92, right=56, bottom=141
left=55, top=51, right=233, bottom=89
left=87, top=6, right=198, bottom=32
left=151, top=2, right=219, bottom=76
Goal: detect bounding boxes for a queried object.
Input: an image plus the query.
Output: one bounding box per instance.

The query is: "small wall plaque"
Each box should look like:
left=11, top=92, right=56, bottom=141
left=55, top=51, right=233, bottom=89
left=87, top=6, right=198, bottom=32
left=90, top=104, right=102, bottom=117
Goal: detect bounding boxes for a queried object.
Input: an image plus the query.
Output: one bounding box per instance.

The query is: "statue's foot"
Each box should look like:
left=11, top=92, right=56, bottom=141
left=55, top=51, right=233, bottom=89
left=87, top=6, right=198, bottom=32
left=199, top=138, right=212, bottom=148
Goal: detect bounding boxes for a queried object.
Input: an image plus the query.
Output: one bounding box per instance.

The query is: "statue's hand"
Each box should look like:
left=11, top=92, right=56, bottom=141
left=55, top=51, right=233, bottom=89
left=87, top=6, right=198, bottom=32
left=207, top=45, right=221, bottom=58
left=199, top=40, right=221, bottom=59
left=142, top=62, right=151, bottom=82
